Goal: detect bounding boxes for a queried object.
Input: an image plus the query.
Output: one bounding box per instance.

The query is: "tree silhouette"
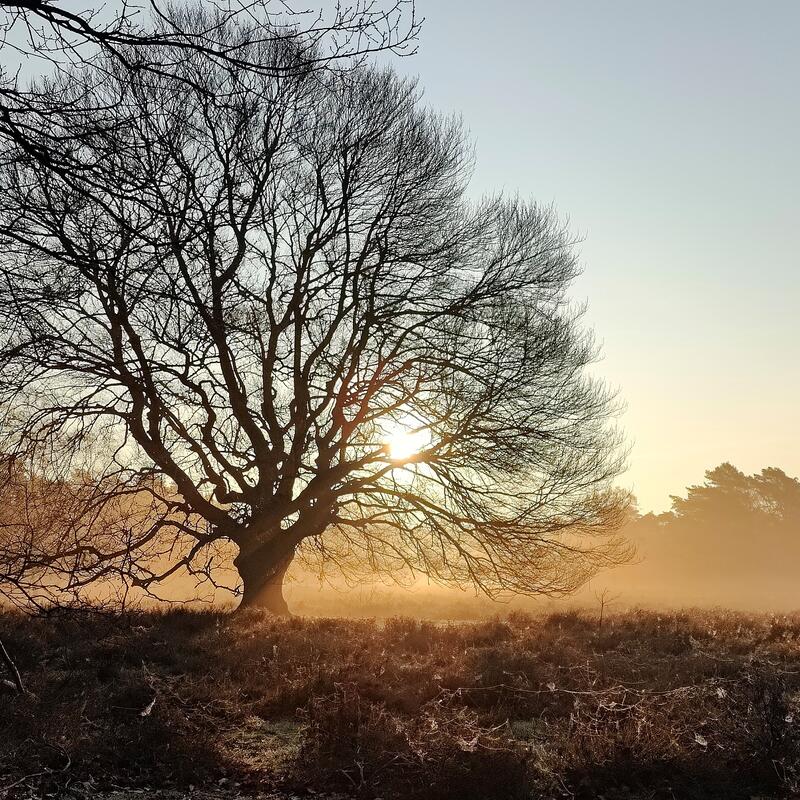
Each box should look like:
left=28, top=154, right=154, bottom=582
left=0, top=1, right=417, bottom=70
left=1, top=1, right=419, bottom=189
left=610, top=464, right=800, bottom=609
left=0, top=17, right=627, bottom=612
left=670, top=463, right=800, bottom=526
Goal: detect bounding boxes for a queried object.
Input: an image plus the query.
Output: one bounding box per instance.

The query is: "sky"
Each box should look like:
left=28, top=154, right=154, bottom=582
left=2, top=2, right=797, bottom=513
left=395, top=0, right=800, bottom=511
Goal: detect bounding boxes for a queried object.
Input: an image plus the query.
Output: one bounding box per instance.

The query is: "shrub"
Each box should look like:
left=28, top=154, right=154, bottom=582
left=295, top=683, right=530, bottom=799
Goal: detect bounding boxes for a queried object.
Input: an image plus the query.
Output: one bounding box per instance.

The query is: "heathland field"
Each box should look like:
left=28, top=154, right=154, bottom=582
left=2, top=608, right=800, bottom=799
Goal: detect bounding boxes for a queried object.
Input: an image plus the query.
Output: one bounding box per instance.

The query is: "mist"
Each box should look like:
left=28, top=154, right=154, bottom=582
left=274, top=462, right=800, bottom=617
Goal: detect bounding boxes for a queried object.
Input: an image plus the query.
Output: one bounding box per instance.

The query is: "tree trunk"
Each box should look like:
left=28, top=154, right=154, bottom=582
left=234, top=538, right=296, bottom=615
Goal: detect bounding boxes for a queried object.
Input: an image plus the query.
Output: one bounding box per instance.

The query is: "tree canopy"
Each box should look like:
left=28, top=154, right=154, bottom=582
left=668, top=463, right=800, bottom=526
left=605, top=464, right=800, bottom=609
left=0, top=11, right=626, bottom=612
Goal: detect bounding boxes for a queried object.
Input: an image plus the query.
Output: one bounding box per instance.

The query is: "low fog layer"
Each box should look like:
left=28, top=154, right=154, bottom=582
left=283, top=463, right=800, bottom=616
left=3, top=462, right=798, bottom=615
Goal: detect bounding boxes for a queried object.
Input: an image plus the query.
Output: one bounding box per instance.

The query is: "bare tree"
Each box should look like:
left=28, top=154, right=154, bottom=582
left=0, top=1, right=419, bottom=183
left=0, top=18, right=628, bottom=614
left=0, top=1, right=418, bottom=75
left=594, top=586, right=621, bottom=633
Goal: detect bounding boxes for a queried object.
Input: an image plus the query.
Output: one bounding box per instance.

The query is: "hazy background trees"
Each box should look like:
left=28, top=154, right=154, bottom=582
left=0, top=7, right=627, bottom=613
left=594, top=463, right=800, bottom=610
left=279, top=462, right=800, bottom=617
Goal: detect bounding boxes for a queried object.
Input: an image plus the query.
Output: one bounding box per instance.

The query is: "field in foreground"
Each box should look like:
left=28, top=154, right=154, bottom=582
left=2, top=609, right=800, bottom=799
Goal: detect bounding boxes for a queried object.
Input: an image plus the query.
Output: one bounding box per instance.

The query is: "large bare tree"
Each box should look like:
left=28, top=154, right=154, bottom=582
left=0, top=20, right=627, bottom=613
left=0, top=0, right=418, bottom=68
left=0, top=1, right=419, bottom=185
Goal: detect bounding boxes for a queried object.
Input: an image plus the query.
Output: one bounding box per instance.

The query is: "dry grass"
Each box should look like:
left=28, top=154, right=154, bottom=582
left=1, top=607, right=800, bottom=798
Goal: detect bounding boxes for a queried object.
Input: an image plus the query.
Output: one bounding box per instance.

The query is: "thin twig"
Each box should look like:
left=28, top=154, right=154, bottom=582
left=0, top=636, right=25, bottom=694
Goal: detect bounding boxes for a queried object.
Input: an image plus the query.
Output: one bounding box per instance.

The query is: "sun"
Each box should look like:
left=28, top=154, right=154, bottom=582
left=384, top=421, right=432, bottom=462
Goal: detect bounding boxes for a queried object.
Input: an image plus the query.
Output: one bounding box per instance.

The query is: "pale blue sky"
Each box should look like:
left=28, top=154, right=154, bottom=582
left=398, top=0, right=799, bottom=510
left=3, top=2, right=797, bottom=511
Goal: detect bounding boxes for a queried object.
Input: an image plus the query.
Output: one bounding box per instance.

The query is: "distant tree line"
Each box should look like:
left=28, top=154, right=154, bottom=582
left=633, top=463, right=800, bottom=533
left=606, top=463, right=800, bottom=609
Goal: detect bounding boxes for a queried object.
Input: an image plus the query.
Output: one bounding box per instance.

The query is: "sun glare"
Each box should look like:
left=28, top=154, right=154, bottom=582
left=385, top=424, right=432, bottom=462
